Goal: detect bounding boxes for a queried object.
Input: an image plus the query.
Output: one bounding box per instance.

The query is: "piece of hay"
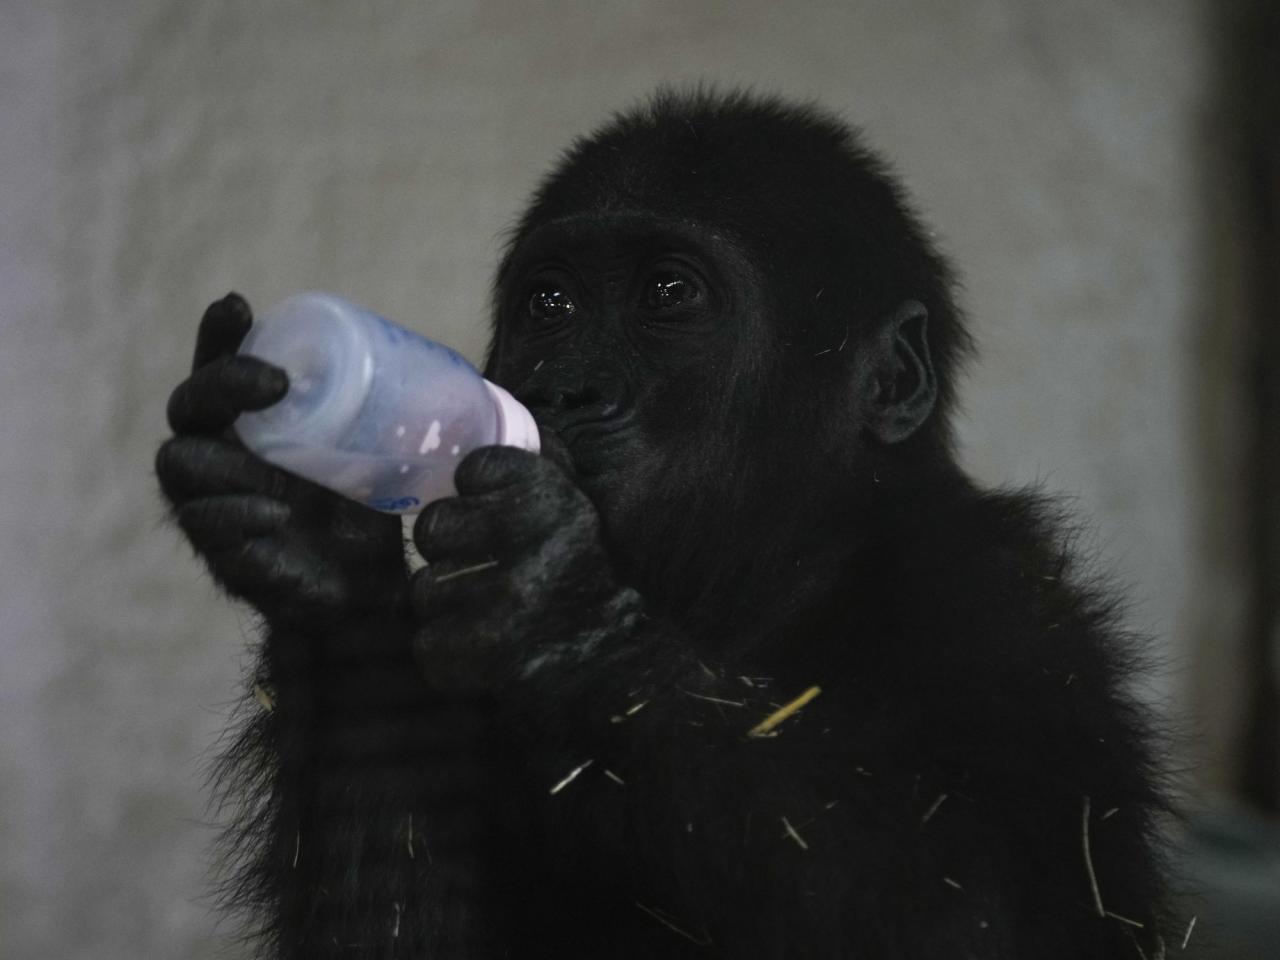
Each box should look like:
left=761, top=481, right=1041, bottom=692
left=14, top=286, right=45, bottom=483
left=1082, top=796, right=1106, bottom=917
left=433, top=559, right=499, bottom=583
left=683, top=690, right=747, bottom=708
left=252, top=681, right=276, bottom=713
left=921, top=792, right=948, bottom=824
left=549, top=759, right=594, bottom=795
left=1106, top=911, right=1144, bottom=928
left=634, top=902, right=712, bottom=947
left=612, top=699, right=651, bottom=724
left=1180, top=916, right=1197, bottom=950
left=747, top=686, right=822, bottom=738
left=781, top=816, right=809, bottom=851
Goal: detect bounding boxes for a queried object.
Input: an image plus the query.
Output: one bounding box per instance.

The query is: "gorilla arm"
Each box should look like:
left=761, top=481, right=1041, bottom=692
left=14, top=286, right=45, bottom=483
left=408, top=445, right=1022, bottom=958
left=158, top=295, right=508, bottom=957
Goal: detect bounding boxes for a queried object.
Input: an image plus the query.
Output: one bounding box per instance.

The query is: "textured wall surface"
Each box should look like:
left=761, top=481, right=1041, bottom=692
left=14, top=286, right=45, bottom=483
left=2, top=1, right=1232, bottom=957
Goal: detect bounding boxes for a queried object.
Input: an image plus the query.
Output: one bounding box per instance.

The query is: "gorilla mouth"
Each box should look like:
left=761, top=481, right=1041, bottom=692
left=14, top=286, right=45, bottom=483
left=555, top=414, right=636, bottom=476
left=541, top=406, right=632, bottom=448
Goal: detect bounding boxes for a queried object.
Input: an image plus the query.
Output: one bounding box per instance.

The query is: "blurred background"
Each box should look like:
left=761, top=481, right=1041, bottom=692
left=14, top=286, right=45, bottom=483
left=2, top=1, right=1277, bottom=957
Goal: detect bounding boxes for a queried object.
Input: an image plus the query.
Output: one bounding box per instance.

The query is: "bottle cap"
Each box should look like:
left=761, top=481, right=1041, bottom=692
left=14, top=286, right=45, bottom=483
left=484, top=380, right=541, bottom=453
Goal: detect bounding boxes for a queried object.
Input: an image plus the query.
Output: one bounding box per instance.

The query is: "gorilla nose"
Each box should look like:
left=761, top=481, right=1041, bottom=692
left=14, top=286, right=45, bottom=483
left=519, top=367, right=627, bottom=425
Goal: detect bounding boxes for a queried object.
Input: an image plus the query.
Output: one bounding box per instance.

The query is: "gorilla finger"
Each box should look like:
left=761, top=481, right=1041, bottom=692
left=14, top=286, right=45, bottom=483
left=166, top=354, right=289, bottom=434
left=422, top=456, right=595, bottom=558
left=192, top=293, right=254, bottom=371
left=453, top=445, right=553, bottom=496
left=408, top=560, right=502, bottom=617
left=213, top=537, right=349, bottom=614
left=175, top=495, right=291, bottom=550
left=412, top=496, right=510, bottom=562
left=157, top=436, right=292, bottom=502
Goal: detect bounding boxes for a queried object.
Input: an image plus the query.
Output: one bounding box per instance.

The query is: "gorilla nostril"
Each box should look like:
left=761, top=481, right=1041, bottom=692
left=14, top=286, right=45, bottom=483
left=569, top=380, right=611, bottom=410
left=515, top=378, right=573, bottom=411
left=527, top=384, right=592, bottom=412
left=519, top=368, right=627, bottom=419
left=557, top=389, right=620, bottom=422
left=560, top=386, right=596, bottom=410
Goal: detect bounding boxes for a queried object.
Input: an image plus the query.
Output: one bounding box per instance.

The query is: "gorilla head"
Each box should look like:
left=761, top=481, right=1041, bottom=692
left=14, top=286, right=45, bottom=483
left=485, top=90, right=973, bottom=615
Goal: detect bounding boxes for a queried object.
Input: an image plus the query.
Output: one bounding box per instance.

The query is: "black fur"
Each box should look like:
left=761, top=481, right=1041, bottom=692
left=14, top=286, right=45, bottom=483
left=158, top=89, right=1179, bottom=958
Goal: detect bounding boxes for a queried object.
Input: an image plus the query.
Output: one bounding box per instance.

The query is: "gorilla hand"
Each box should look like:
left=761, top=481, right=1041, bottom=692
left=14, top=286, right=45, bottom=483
left=156, top=293, right=407, bottom=625
left=409, top=445, right=642, bottom=697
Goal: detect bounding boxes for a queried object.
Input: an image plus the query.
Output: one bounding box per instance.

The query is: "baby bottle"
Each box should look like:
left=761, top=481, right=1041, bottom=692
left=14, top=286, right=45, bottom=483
left=234, top=292, right=539, bottom=513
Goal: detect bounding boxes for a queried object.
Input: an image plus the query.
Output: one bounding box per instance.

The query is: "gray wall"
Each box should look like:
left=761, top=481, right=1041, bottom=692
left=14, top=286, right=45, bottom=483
left=2, top=1, right=1232, bottom=957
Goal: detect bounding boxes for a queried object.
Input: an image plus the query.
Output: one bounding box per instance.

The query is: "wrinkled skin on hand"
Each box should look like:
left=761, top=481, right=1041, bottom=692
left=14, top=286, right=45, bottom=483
left=409, top=444, right=643, bottom=699
left=155, top=293, right=407, bottom=627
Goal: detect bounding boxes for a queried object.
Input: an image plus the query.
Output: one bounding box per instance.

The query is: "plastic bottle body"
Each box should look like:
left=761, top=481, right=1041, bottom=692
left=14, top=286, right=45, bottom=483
left=234, top=292, right=538, bottom=513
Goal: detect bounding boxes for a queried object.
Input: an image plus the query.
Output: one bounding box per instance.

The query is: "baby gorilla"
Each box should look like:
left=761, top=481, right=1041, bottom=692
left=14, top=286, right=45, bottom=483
left=158, top=90, right=1177, bottom=958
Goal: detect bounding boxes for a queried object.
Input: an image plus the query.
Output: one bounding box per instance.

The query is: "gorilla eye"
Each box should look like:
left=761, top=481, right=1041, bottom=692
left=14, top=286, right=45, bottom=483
left=644, top=272, right=700, bottom=310
left=527, top=287, right=577, bottom=326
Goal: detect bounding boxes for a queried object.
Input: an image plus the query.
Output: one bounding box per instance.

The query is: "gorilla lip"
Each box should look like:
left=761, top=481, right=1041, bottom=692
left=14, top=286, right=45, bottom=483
left=546, top=408, right=632, bottom=451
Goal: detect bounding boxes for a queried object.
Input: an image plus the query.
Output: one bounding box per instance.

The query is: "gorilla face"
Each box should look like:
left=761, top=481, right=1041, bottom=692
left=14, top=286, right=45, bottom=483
left=487, top=212, right=773, bottom=548
left=486, top=211, right=940, bottom=622
left=479, top=93, right=953, bottom=615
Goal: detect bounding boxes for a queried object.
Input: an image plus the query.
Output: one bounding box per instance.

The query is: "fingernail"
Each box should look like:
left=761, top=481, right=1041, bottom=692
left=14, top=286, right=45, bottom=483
left=222, top=293, right=252, bottom=324
left=267, top=366, right=289, bottom=397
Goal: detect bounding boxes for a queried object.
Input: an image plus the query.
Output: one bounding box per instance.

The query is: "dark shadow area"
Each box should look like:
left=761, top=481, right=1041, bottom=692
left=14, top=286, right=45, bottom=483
left=1183, top=1, right=1280, bottom=956
left=1227, top=0, right=1280, bottom=825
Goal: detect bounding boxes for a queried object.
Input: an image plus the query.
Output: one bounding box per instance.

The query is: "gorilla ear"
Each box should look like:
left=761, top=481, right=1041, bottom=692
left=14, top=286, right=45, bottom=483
left=861, top=300, right=938, bottom=444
